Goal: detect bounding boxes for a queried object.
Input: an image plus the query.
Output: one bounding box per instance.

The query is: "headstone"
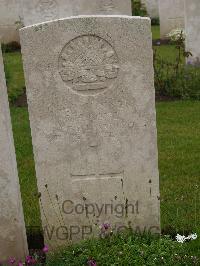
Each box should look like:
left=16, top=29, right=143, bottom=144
left=20, top=15, right=160, bottom=247
left=0, top=46, right=28, bottom=262
left=21, top=0, right=132, bottom=26
left=141, top=0, right=159, bottom=18
left=0, top=0, right=21, bottom=43
left=158, top=0, right=185, bottom=38
left=184, top=0, right=200, bottom=66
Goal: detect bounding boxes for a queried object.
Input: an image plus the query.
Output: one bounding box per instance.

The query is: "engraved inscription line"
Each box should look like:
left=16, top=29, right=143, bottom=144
left=71, top=172, right=124, bottom=182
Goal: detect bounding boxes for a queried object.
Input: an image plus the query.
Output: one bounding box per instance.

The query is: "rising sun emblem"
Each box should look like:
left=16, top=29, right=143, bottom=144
left=58, top=35, right=119, bottom=95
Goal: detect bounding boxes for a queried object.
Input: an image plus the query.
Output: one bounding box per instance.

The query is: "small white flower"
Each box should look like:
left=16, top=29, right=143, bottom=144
left=176, top=234, right=186, bottom=243
left=188, top=233, right=198, bottom=240
left=176, top=233, right=197, bottom=243
left=167, top=28, right=185, bottom=42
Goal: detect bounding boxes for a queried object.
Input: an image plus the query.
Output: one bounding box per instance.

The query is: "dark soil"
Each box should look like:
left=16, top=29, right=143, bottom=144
left=155, top=94, right=180, bottom=102
left=13, top=88, right=28, bottom=107
left=153, top=39, right=171, bottom=46
left=26, top=226, right=46, bottom=265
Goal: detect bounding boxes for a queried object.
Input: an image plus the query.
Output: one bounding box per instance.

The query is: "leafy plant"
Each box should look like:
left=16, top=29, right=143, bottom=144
left=154, top=29, right=200, bottom=100
left=46, top=232, right=199, bottom=266
left=151, top=17, right=160, bottom=26
left=132, top=0, right=147, bottom=16
left=2, top=42, right=21, bottom=53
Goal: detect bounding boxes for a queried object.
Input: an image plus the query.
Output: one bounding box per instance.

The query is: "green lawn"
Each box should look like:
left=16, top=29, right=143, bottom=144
left=3, top=51, right=25, bottom=103
left=10, top=107, right=41, bottom=228
left=152, top=25, right=160, bottom=40
left=45, top=233, right=199, bottom=266
left=157, top=101, right=200, bottom=236
left=154, top=45, right=184, bottom=63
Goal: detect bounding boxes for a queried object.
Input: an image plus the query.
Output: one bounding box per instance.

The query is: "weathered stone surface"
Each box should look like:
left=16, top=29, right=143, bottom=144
left=141, top=0, right=159, bottom=18
left=20, top=15, right=160, bottom=247
left=0, top=0, right=21, bottom=43
left=159, top=0, right=185, bottom=38
left=184, top=0, right=200, bottom=66
left=21, top=0, right=132, bottom=26
left=0, top=46, right=28, bottom=262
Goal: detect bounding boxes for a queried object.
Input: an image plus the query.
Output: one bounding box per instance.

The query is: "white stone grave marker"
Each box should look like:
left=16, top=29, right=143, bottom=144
left=0, top=46, right=28, bottom=262
left=20, top=15, right=160, bottom=247
left=159, top=0, right=185, bottom=38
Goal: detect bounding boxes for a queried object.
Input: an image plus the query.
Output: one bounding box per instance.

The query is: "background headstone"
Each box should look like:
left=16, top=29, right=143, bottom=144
left=158, top=0, right=185, bottom=38
left=141, top=0, right=159, bottom=18
left=184, top=0, right=200, bottom=66
left=0, top=46, right=28, bottom=262
left=20, top=15, right=160, bottom=247
left=21, top=0, right=132, bottom=26
left=0, top=0, right=21, bottom=44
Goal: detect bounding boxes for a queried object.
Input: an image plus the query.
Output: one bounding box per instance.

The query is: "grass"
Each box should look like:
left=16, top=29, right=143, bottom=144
left=154, top=45, right=184, bottom=62
left=3, top=51, right=25, bottom=103
left=153, top=33, right=200, bottom=100
left=10, top=107, right=41, bottom=228
left=45, top=233, right=199, bottom=266
left=156, top=101, right=200, bottom=255
left=152, top=25, right=160, bottom=40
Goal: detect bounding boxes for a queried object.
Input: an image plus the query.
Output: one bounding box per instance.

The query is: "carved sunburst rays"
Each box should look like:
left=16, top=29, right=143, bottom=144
left=61, top=36, right=117, bottom=67
left=59, top=35, right=119, bottom=86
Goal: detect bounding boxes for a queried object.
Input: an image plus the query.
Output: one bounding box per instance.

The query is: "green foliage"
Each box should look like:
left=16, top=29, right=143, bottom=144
left=1, top=42, right=21, bottom=53
left=132, top=0, right=147, bottom=16
left=46, top=232, right=199, bottom=265
left=156, top=101, right=200, bottom=244
left=154, top=31, right=200, bottom=100
left=152, top=25, right=160, bottom=40
left=151, top=17, right=160, bottom=26
left=2, top=51, right=25, bottom=103
left=10, top=107, right=41, bottom=228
